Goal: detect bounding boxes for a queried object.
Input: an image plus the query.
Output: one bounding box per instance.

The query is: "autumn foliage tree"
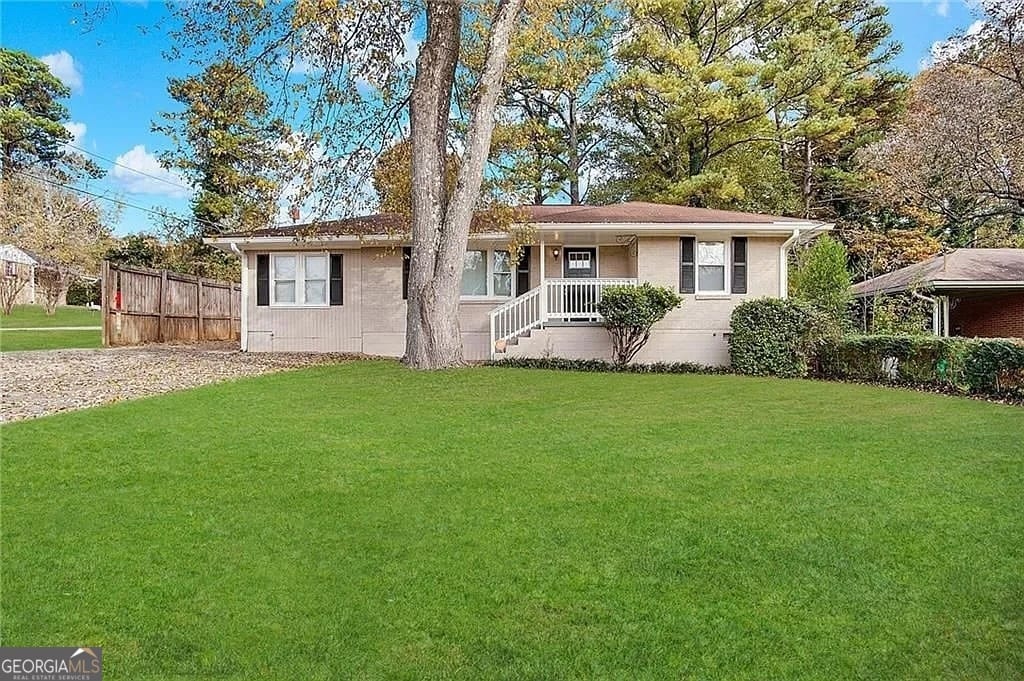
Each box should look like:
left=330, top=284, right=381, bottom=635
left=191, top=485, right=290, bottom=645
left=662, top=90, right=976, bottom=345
left=465, top=0, right=615, bottom=205
left=156, top=61, right=295, bottom=234
left=160, top=0, right=526, bottom=368
left=0, top=174, right=111, bottom=314
left=862, top=0, right=1024, bottom=247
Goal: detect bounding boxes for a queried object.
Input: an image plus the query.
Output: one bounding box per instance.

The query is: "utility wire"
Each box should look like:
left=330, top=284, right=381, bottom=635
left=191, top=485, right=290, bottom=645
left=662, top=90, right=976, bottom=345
left=11, top=168, right=227, bottom=234
left=64, top=142, right=195, bottom=193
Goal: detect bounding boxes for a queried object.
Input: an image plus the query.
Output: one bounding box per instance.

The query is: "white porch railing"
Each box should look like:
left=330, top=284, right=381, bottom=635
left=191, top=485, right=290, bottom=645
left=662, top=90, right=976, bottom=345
left=489, top=285, right=544, bottom=351
left=544, top=278, right=638, bottom=322
left=489, top=278, right=638, bottom=358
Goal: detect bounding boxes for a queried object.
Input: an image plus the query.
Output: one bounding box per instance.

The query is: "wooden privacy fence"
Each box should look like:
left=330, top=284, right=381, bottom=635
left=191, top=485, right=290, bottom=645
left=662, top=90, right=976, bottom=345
left=101, top=261, right=241, bottom=346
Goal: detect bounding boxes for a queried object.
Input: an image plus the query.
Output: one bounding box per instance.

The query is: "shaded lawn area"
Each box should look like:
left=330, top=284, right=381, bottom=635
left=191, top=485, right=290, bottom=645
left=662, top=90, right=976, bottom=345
left=2, top=361, right=1022, bottom=680
left=0, top=304, right=101, bottom=328
left=0, top=328, right=102, bottom=352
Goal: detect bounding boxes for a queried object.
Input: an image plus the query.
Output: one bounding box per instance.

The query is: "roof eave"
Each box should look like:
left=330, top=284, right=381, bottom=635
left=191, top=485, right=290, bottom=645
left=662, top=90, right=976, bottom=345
left=524, top=220, right=828, bottom=232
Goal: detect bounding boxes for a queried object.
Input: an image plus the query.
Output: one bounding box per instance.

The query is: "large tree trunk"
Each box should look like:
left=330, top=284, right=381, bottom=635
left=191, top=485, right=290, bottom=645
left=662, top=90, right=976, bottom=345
left=404, top=0, right=524, bottom=369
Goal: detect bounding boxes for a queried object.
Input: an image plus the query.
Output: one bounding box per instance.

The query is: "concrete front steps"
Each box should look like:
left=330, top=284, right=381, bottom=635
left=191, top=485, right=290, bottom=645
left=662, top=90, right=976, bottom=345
left=498, top=324, right=613, bottom=361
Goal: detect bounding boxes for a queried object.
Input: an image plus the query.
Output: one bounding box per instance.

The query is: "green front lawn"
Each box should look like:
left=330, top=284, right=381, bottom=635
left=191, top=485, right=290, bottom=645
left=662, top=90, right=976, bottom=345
left=0, top=328, right=102, bottom=351
left=0, top=304, right=101, bottom=328
left=2, top=362, right=1022, bottom=679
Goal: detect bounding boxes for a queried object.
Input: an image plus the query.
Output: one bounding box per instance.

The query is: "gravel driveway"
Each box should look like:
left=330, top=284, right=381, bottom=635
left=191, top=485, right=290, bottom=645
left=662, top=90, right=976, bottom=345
left=1, top=344, right=355, bottom=423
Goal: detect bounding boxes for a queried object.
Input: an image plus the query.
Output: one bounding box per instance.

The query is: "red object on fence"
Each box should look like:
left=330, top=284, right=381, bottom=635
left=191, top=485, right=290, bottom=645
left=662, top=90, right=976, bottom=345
left=114, top=290, right=122, bottom=310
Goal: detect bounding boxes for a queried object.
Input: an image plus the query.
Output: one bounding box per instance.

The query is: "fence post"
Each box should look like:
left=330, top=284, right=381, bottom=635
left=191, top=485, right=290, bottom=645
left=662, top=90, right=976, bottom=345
left=158, top=268, right=167, bottom=343
left=100, top=261, right=109, bottom=347
left=197, top=277, right=205, bottom=341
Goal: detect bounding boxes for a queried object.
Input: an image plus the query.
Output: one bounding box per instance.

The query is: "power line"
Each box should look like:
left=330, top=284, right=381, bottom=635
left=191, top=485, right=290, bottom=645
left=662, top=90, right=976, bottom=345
left=64, top=142, right=195, bottom=193
left=10, top=168, right=226, bottom=234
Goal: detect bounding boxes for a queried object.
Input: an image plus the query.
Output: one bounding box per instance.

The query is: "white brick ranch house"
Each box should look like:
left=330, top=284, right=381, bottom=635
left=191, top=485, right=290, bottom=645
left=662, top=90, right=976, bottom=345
left=206, top=202, right=830, bottom=365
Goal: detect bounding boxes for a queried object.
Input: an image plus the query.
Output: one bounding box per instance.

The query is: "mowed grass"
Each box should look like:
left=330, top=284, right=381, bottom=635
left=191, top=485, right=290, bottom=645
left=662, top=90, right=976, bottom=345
left=0, top=304, right=101, bottom=328
left=0, top=328, right=102, bottom=351
left=2, top=362, right=1022, bottom=680
left=0, top=305, right=102, bottom=350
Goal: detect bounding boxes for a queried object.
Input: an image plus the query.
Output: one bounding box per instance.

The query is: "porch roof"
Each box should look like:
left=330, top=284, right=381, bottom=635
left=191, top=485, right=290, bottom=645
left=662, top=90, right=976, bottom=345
left=851, top=249, right=1024, bottom=297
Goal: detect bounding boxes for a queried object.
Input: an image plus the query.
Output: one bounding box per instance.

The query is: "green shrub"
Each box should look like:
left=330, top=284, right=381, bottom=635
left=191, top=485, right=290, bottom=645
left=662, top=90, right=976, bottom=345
left=962, top=339, right=1024, bottom=395
left=489, top=357, right=729, bottom=374
left=66, top=278, right=100, bottom=306
left=595, top=283, right=682, bottom=365
left=792, top=234, right=852, bottom=333
left=817, top=335, right=1024, bottom=397
left=729, top=298, right=814, bottom=377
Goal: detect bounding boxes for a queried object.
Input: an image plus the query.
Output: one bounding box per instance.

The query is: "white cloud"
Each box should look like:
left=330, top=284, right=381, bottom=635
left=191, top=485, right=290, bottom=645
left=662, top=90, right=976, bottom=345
left=923, top=19, right=987, bottom=69
left=63, top=121, right=87, bottom=146
left=936, top=0, right=949, bottom=16
left=111, top=145, right=191, bottom=198
left=40, top=51, right=83, bottom=93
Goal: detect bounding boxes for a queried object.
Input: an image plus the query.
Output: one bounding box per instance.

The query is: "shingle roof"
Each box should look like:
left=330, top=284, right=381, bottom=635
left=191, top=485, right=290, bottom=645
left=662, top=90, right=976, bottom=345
left=216, top=202, right=811, bottom=238
left=520, top=201, right=798, bottom=224
left=851, top=249, right=1024, bottom=296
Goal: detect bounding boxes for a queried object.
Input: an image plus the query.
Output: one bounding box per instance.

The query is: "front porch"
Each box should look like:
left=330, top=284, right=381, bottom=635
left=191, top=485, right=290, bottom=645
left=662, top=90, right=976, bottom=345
left=479, top=233, right=642, bottom=359
left=489, top=277, right=638, bottom=358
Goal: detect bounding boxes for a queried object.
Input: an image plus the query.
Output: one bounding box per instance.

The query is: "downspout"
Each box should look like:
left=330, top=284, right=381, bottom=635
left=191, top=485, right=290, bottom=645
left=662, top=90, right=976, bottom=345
left=230, top=242, right=248, bottom=351
left=913, top=291, right=940, bottom=336
left=779, top=228, right=800, bottom=298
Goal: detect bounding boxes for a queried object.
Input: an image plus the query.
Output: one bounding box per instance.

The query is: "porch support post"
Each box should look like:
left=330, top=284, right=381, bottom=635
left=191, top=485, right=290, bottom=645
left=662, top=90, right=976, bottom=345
left=931, top=299, right=940, bottom=335
left=942, top=296, right=950, bottom=336
left=539, top=237, right=547, bottom=325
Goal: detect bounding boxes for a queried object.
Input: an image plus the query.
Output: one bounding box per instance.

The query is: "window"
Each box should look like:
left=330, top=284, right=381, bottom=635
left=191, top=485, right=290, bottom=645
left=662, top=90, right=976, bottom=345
left=4, top=261, right=16, bottom=277
left=273, top=255, right=297, bottom=304
left=266, top=253, right=336, bottom=306
left=568, top=250, right=591, bottom=271
left=492, top=250, right=512, bottom=297
left=698, top=241, right=726, bottom=293
left=462, top=250, right=488, bottom=296
left=460, top=248, right=515, bottom=298
left=304, top=255, right=328, bottom=305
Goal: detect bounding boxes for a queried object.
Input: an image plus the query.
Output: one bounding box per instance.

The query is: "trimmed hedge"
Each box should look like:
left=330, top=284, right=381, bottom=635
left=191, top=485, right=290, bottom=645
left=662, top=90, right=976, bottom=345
left=818, top=335, right=1024, bottom=397
left=729, top=298, right=814, bottom=378
left=488, top=357, right=730, bottom=375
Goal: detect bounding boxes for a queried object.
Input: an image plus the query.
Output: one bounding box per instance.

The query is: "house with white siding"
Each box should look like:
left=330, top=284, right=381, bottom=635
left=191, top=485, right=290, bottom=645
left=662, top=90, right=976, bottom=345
left=0, top=245, right=39, bottom=305
left=206, top=202, right=830, bottom=365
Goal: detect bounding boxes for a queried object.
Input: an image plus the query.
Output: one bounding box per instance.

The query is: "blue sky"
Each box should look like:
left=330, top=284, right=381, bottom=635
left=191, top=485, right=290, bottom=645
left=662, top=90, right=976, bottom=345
left=1, top=0, right=982, bottom=235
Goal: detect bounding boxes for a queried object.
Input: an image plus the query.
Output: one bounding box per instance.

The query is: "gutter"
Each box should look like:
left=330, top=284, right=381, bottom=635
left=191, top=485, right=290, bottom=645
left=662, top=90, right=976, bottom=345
left=912, top=291, right=941, bottom=336
left=779, top=228, right=800, bottom=298
left=229, top=242, right=248, bottom=352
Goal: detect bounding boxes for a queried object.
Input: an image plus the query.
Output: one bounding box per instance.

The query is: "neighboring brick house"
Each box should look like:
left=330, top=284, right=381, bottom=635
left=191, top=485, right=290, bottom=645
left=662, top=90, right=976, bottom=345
left=852, top=249, right=1024, bottom=339
left=206, top=202, right=830, bottom=364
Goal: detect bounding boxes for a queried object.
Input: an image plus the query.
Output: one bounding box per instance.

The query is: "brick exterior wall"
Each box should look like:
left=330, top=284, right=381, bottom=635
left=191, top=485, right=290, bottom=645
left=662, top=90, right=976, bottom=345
left=950, top=291, right=1024, bottom=338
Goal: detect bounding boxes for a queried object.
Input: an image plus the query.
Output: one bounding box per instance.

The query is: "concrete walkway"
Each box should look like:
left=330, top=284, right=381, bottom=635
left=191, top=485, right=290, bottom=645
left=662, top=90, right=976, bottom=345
left=0, top=326, right=101, bottom=331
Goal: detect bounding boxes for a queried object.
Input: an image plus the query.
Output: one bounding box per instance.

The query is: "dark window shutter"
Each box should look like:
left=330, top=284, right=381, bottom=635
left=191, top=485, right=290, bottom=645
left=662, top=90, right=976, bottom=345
left=256, top=254, right=269, bottom=306
left=402, top=247, right=412, bottom=300
left=679, top=237, right=695, bottom=294
left=329, top=254, right=343, bottom=306
left=731, top=238, right=747, bottom=294
left=516, top=246, right=531, bottom=296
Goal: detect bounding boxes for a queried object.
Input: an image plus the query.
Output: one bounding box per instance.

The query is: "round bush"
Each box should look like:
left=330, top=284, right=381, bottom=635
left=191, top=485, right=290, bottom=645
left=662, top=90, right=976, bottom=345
left=729, top=298, right=813, bottom=377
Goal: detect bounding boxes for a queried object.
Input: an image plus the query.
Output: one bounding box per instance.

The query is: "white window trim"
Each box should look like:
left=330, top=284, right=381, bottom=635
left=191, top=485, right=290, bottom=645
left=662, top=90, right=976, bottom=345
left=270, top=252, right=332, bottom=308
left=461, top=248, right=516, bottom=300
left=687, top=237, right=732, bottom=296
